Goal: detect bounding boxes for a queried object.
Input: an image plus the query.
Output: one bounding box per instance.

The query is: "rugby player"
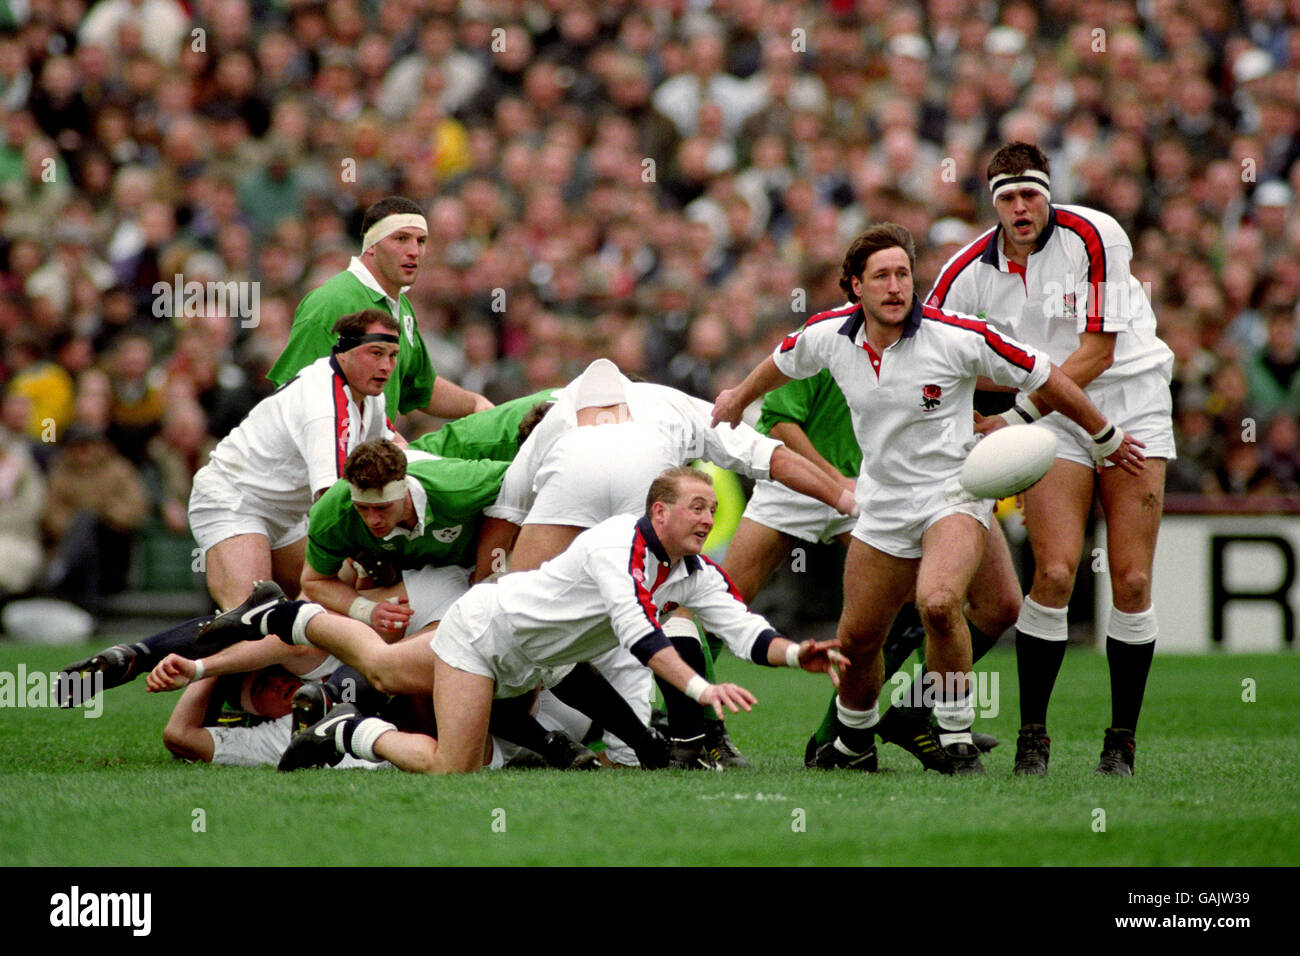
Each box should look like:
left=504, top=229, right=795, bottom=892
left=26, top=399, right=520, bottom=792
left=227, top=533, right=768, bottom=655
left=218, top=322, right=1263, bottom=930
left=241, top=467, right=845, bottom=774
left=714, top=223, right=1144, bottom=774
left=188, top=308, right=400, bottom=611
left=269, top=196, right=491, bottom=420
left=926, top=142, right=1175, bottom=776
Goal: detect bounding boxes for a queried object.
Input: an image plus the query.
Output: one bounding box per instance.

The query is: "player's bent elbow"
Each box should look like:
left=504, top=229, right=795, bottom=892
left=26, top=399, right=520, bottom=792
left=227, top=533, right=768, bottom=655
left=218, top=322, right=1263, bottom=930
left=163, top=725, right=211, bottom=763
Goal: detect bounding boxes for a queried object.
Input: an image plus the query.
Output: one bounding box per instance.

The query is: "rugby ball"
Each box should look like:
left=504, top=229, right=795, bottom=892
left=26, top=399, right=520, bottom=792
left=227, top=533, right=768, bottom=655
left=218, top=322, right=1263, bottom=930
left=960, top=425, right=1058, bottom=499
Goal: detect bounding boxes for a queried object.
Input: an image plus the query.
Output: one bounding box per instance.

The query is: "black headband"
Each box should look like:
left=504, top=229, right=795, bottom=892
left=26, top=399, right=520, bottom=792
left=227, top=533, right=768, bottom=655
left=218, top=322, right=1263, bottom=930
left=334, top=331, right=400, bottom=354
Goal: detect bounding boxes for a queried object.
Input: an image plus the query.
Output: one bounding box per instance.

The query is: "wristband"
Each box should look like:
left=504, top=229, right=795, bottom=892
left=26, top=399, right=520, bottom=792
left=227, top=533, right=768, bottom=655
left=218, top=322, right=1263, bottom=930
left=1011, top=396, right=1043, bottom=424
left=685, top=675, right=710, bottom=702
left=1091, top=422, right=1124, bottom=459
left=191, top=659, right=205, bottom=682
left=785, top=642, right=802, bottom=668
left=349, top=595, right=378, bottom=623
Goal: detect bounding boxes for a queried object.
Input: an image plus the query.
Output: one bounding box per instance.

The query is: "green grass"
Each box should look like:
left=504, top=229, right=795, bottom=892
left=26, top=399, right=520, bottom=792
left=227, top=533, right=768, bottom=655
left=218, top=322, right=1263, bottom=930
left=1, top=641, right=1297, bottom=866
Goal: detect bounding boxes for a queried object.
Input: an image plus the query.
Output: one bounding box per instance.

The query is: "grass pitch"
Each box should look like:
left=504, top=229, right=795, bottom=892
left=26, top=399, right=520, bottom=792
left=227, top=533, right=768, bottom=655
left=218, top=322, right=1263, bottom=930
left=1, top=640, right=1297, bottom=867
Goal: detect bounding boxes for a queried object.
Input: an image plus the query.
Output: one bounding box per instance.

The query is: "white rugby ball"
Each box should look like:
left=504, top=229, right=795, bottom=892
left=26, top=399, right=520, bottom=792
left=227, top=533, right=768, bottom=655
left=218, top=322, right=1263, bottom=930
left=960, top=425, right=1058, bottom=499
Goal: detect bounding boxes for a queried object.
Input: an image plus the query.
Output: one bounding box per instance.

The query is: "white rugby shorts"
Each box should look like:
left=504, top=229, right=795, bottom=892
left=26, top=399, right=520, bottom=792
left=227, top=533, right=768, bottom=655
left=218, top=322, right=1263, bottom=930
left=524, top=422, right=679, bottom=527
left=188, top=466, right=308, bottom=553
left=1039, top=368, right=1176, bottom=468
left=742, top=478, right=856, bottom=544
left=401, top=564, right=472, bottom=633
left=851, top=474, right=993, bottom=559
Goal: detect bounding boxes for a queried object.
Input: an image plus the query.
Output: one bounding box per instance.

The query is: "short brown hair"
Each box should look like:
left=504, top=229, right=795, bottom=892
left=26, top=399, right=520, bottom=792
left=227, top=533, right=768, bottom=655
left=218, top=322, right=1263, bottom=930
left=517, top=400, right=554, bottom=446
left=839, top=223, right=916, bottom=301
left=343, top=439, right=406, bottom=490
left=332, top=307, right=398, bottom=339
left=645, top=466, right=713, bottom=514
left=361, top=196, right=425, bottom=236
left=987, top=141, right=1051, bottom=183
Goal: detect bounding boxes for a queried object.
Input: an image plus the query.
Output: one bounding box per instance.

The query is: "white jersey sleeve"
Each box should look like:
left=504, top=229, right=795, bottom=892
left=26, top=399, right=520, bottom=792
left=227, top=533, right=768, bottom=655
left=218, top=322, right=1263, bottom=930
left=682, top=556, right=779, bottom=663
left=640, top=385, right=778, bottom=480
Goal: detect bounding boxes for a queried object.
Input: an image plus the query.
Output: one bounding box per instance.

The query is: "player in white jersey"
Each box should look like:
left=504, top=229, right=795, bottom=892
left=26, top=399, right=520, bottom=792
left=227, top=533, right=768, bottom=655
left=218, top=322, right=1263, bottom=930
left=481, top=358, right=858, bottom=769
left=251, top=467, right=843, bottom=774
left=188, top=309, right=399, bottom=611
left=927, top=142, right=1174, bottom=776
left=483, top=360, right=857, bottom=571
left=714, top=223, right=1144, bottom=774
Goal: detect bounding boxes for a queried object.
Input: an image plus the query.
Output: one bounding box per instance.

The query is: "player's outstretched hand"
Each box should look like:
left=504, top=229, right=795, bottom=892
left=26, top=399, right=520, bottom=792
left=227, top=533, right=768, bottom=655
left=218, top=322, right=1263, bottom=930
left=710, top=388, right=745, bottom=429
left=146, top=654, right=198, bottom=692
left=795, top=639, right=849, bottom=687
left=698, top=682, right=756, bottom=720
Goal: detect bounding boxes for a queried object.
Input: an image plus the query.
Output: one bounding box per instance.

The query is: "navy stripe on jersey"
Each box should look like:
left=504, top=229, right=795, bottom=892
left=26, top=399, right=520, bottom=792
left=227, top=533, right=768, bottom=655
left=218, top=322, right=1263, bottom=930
left=922, top=305, right=1037, bottom=372
left=779, top=303, right=859, bottom=353
left=1052, top=209, right=1108, bottom=333
left=927, top=231, right=995, bottom=309
left=628, top=526, right=664, bottom=632
left=331, top=368, right=350, bottom=477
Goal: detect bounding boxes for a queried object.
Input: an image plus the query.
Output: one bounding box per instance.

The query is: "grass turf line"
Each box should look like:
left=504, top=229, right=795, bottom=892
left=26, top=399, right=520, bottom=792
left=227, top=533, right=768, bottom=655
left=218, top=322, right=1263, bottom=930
left=1, top=643, right=1296, bottom=866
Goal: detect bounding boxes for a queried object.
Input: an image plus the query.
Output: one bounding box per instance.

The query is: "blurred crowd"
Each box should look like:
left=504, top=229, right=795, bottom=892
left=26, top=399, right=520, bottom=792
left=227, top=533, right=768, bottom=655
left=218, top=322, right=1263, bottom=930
left=0, top=0, right=1298, bottom=612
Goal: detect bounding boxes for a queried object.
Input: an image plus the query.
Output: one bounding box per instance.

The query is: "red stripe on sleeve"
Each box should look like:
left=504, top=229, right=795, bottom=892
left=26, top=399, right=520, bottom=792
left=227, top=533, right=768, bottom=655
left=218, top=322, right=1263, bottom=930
left=778, top=303, right=859, bottom=353
left=926, top=233, right=992, bottom=308
left=922, top=306, right=1037, bottom=372
left=1053, top=209, right=1108, bottom=333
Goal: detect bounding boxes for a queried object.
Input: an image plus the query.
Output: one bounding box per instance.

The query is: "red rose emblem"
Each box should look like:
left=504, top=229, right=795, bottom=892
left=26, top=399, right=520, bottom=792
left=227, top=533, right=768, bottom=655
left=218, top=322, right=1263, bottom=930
left=921, top=383, right=942, bottom=411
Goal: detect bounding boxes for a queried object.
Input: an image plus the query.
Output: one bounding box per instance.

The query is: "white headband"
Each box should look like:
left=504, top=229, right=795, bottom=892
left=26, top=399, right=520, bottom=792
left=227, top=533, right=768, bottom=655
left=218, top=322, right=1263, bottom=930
left=349, top=479, right=408, bottom=504
left=361, top=213, right=428, bottom=252
left=990, top=170, right=1051, bottom=203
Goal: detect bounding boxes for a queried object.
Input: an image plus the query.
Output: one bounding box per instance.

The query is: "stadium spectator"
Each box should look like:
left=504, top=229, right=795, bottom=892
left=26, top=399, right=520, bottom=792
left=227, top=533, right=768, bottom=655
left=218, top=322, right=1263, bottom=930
left=0, top=419, right=46, bottom=600
left=41, top=423, right=149, bottom=615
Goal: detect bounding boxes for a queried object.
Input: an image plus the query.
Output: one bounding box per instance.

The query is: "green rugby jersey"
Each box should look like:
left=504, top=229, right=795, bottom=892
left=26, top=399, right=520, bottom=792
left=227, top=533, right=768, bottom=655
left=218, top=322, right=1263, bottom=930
left=271, top=266, right=435, bottom=415
left=756, top=369, right=861, bottom=478
left=306, top=455, right=509, bottom=575
left=411, top=388, right=558, bottom=462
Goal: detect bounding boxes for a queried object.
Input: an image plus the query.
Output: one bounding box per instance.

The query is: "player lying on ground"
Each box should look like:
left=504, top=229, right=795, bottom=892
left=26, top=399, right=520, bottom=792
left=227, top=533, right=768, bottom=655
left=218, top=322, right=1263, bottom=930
left=714, top=222, right=1143, bottom=774
left=203, top=467, right=845, bottom=773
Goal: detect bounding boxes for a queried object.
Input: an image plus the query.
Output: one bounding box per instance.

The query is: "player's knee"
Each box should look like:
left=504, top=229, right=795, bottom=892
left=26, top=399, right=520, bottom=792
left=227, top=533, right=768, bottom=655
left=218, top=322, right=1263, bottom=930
left=1033, top=561, right=1078, bottom=603
left=917, top=587, right=964, bottom=636
left=1111, top=566, right=1152, bottom=610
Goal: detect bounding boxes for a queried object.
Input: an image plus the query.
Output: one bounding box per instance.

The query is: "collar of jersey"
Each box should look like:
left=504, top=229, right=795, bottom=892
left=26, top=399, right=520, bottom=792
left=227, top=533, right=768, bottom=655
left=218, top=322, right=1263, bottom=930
left=384, top=476, right=426, bottom=539
left=634, top=514, right=702, bottom=574
left=981, top=206, right=1058, bottom=269
left=837, top=297, right=923, bottom=343
left=347, top=256, right=409, bottom=307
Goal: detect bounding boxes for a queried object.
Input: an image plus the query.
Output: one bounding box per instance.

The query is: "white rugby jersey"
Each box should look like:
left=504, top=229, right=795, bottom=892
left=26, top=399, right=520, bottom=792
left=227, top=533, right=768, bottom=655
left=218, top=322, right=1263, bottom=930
left=487, top=377, right=780, bottom=524
left=491, top=513, right=779, bottom=670
left=925, top=204, right=1173, bottom=384
left=204, top=354, right=392, bottom=509
left=773, top=298, right=1050, bottom=488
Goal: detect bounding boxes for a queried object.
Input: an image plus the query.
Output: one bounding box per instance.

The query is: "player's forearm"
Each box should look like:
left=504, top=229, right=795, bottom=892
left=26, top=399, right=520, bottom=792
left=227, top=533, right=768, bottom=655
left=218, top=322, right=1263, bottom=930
left=1034, top=365, right=1108, bottom=435
left=644, top=645, right=705, bottom=695
left=735, top=357, right=791, bottom=411
left=425, top=377, right=487, bottom=420
left=769, top=445, right=855, bottom=514
left=162, top=682, right=217, bottom=762
left=301, top=570, right=368, bottom=617
left=196, top=635, right=308, bottom=679
left=769, top=421, right=852, bottom=485
left=474, top=517, right=519, bottom=581
left=1024, top=332, right=1115, bottom=415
